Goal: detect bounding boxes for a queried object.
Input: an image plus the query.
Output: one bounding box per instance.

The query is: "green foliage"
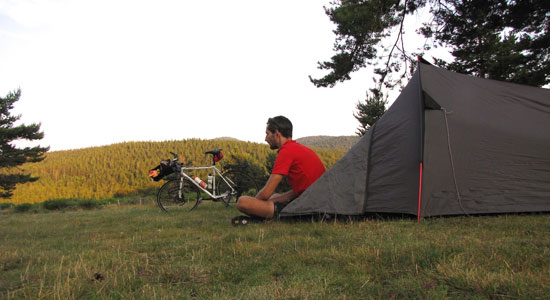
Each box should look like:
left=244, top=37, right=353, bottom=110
left=42, top=198, right=79, bottom=211
left=41, top=198, right=115, bottom=211
left=0, top=89, right=49, bottom=198
left=225, top=152, right=267, bottom=181
left=0, top=202, right=13, bottom=210
left=354, top=87, right=388, bottom=136
left=13, top=203, right=33, bottom=213
left=427, top=0, right=550, bottom=87
left=77, top=199, right=101, bottom=210
left=4, top=197, right=146, bottom=213
left=313, top=0, right=550, bottom=88
left=5, top=139, right=345, bottom=204
left=309, top=0, right=403, bottom=88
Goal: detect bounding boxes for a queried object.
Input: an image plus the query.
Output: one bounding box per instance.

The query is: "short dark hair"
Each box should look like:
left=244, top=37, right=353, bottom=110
left=267, top=116, right=293, bottom=138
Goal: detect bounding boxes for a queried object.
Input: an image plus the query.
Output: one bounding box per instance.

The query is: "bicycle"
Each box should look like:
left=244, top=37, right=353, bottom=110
left=150, top=149, right=260, bottom=213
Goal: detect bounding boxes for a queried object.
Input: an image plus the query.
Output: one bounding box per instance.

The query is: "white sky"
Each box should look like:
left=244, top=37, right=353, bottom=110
left=0, top=0, right=442, bottom=151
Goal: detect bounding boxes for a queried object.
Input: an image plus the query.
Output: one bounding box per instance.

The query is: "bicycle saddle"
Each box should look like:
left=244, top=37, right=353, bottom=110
left=205, top=148, right=224, bottom=164
left=204, top=149, right=222, bottom=156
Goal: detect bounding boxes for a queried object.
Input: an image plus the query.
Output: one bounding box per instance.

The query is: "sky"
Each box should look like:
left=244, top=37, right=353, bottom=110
left=0, top=0, right=439, bottom=151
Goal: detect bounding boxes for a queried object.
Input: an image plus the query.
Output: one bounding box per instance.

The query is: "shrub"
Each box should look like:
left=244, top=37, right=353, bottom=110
left=98, top=198, right=118, bottom=205
left=14, top=203, right=32, bottom=213
left=77, top=199, right=100, bottom=210
left=0, top=203, right=14, bottom=210
left=42, top=198, right=78, bottom=211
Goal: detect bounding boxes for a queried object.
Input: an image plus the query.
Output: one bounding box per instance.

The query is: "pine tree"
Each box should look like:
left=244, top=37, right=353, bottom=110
left=427, top=0, right=550, bottom=87
left=354, top=87, right=388, bottom=136
left=0, top=89, right=49, bottom=198
left=311, top=0, right=549, bottom=89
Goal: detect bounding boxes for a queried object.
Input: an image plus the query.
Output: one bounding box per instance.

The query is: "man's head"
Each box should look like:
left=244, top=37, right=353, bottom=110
left=265, top=116, right=293, bottom=150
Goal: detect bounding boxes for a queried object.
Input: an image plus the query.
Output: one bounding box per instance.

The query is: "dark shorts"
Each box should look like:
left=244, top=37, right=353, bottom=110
left=273, top=202, right=288, bottom=218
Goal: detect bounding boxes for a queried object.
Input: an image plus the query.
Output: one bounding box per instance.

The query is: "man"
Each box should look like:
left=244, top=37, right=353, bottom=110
left=236, top=116, right=326, bottom=220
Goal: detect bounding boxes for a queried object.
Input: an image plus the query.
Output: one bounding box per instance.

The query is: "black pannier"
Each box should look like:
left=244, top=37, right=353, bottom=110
left=149, top=160, right=175, bottom=181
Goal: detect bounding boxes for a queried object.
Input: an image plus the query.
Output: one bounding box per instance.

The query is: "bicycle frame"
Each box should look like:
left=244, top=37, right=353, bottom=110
left=178, top=165, right=238, bottom=201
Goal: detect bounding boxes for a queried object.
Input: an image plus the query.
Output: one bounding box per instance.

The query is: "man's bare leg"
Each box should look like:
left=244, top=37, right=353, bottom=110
left=236, top=195, right=280, bottom=219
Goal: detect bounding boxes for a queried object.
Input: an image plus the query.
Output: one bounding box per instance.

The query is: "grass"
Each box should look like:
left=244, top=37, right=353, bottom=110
left=1, top=201, right=550, bottom=299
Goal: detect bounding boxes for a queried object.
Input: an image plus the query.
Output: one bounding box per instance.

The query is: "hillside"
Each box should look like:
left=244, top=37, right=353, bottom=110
left=3, top=139, right=346, bottom=204
left=296, top=135, right=360, bottom=151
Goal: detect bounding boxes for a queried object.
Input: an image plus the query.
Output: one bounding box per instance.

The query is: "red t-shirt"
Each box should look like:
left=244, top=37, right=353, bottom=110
left=272, top=140, right=326, bottom=196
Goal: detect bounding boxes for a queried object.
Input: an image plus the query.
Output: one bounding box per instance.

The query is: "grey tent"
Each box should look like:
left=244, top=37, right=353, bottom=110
left=281, top=61, right=550, bottom=219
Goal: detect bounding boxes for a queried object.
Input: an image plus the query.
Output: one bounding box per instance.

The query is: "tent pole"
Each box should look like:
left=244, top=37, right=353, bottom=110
left=416, top=57, right=426, bottom=223
left=417, top=162, right=423, bottom=222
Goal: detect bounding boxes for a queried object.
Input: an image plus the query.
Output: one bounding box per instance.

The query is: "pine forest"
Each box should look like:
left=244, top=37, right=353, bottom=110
left=2, top=139, right=346, bottom=204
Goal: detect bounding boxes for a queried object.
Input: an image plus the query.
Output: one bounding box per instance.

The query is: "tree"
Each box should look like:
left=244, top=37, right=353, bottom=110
left=0, top=89, right=49, bottom=198
left=426, top=0, right=550, bottom=86
left=354, top=87, right=388, bottom=136
left=311, top=0, right=550, bottom=131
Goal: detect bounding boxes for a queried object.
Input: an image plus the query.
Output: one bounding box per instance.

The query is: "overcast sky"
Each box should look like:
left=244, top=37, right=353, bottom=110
left=1, top=0, right=435, bottom=151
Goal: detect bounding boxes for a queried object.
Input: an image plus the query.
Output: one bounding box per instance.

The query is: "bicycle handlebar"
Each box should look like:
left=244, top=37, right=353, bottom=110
left=170, top=152, right=178, bottom=161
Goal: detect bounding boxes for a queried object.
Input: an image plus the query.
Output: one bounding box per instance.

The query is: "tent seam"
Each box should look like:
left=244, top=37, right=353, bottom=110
left=362, top=123, right=377, bottom=213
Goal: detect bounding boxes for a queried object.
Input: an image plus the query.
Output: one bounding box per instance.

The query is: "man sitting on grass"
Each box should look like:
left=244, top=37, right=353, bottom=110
left=235, top=116, right=326, bottom=222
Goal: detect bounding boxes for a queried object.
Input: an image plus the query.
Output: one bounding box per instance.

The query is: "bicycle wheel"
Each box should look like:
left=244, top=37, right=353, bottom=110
left=216, top=171, right=260, bottom=206
left=157, top=179, right=202, bottom=212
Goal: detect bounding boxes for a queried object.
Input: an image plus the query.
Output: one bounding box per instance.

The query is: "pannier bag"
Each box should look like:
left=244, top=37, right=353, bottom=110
left=149, top=160, right=175, bottom=181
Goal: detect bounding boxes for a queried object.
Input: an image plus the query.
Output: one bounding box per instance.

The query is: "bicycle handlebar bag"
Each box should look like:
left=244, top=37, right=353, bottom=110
left=149, top=160, right=175, bottom=181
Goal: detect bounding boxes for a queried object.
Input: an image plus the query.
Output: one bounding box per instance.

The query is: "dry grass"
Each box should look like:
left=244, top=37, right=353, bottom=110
left=1, top=203, right=550, bottom=299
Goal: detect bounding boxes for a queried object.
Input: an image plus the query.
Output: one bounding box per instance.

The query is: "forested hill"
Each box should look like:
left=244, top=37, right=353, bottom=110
left=296, top=136, right=360, bottom=151
left=5, top=139, right=346, bottom=204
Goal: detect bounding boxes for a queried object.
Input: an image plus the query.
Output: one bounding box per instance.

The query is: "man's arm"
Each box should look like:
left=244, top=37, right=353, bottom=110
left=256, top=174, right=297, bottom=204
left=255, top=174, right=284, bottom=200
left=269, top=190, right=297, bottom=204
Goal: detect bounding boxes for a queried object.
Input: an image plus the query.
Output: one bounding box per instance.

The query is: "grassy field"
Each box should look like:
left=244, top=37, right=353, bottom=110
left=1, top=201, right=550, bottom=299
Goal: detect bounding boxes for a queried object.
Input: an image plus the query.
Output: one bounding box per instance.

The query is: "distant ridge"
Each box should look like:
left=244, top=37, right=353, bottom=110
left=211, top=137, right=241, bottom=141
left=296, top=135, right=360, bottom=151
left=209, top=136, right=362, bottom=151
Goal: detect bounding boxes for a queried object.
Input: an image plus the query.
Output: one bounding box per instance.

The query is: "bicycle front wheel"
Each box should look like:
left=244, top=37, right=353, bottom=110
left=216, top=171, right=260, bottom=206
left=157, top=179, right=201, bottom=212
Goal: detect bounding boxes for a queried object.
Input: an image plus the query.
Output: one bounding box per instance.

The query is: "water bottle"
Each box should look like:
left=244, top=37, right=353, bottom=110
left=207, top=175, right=213, bottom=189
left=193, top=176, right=207, bottom=188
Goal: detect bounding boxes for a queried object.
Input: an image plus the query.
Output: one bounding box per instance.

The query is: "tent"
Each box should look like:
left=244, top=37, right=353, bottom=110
left=281, top=61, right=550, bottom=219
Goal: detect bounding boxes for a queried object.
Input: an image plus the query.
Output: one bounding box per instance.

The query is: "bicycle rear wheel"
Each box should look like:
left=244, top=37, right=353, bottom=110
left=157, top=179, right=201, bottom=212
left=216, top=171, right=260, bottom=206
